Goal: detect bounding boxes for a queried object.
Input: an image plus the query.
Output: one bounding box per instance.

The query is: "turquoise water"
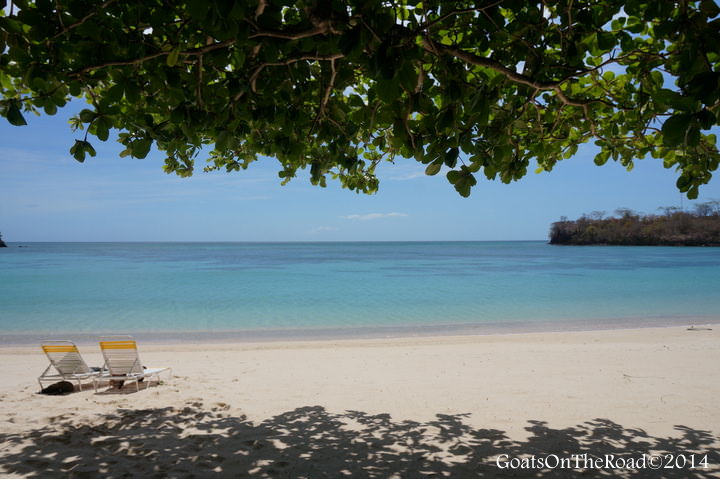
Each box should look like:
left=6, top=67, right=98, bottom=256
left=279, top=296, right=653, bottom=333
left=1, top=242, right=719, bottom=338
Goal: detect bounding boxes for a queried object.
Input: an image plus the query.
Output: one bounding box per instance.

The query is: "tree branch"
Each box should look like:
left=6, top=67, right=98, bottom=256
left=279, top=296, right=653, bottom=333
left=249, top=26, right=336, bottom=40
left=255, top=0, right=268, bottom=19
left=415, top=2, right=504, bottom=33
left=250, top=53, right=343, bottom=93
left=320, top=58, right=338, bottom=115
left=422, top=38, right=628, bottom=109
left=53, top=0, right=118, bottom=38
left=72, top=40, right=235, bottom=76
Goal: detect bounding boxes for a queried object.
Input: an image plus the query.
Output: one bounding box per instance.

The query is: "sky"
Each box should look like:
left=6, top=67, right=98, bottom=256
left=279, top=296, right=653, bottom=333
left=1, top=100, right=719, bottom=242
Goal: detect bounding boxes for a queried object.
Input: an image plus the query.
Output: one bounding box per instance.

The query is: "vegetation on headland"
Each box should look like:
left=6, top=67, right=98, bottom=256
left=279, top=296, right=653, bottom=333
left=549, top=201, right=720, bottom=246
left=1, top=1, right=719, bottom=198
left=0, top=232, right=6, bottom=247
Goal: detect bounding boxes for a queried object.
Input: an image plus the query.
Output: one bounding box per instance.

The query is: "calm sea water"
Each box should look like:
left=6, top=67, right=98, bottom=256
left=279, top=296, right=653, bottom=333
left=1, top=242, right=719, bottom=340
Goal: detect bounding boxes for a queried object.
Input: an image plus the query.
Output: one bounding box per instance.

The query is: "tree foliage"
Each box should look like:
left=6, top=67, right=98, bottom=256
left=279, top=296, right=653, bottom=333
left=1, top=0, right=719, bottom=197
left=550, top=202, right=720, bottom=245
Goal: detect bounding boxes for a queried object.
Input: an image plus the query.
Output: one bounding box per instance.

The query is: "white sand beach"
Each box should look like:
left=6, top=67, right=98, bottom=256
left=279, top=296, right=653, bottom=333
left=1, top=325, right=719, bottom=477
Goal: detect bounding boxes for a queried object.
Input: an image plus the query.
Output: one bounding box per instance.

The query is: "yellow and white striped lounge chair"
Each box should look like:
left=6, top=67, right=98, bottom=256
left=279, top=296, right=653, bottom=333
left=95, top=336, right=171, bottom=392
left=39, top=340, right=100, bottom=391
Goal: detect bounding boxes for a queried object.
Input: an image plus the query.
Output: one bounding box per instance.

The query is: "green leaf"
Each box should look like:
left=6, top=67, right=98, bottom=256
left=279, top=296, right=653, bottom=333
left=425, top=162, right=442, bottom=176
left=374, top=79, right=399, bottom=103
left=6, top=101, right=27, bottom=126
left=186, top=0, right=208, bottom=21
left=596, top=32, right=615, bottom=51
left=96, top=118, right=110, bottom=141
left=125, top=83, right=140, bottom=103
left=131, top=138, right=152, bottom=159
left=661, top=114, right=692, bottom=147
left=696, top=109, right=716, bottom=130
left=85, top=141, right=97, bottom=157
left=685, top=72, right=720, bottom=105
left=106, top=84, right=124, bottom=103
left=654, top=89, right=698, bottom=111
left=676, top=175, right=691, bottom=191
left=79, top=109, right=96, bottom=123
left=594, top=150, right=610, bottom=166
left=43, top=103, right=57, bottom=115
left=686, top=124, right=700, bottom=147
left=68, top=81, right=82, bottom=97
left=0, top=71, right=13, bottom=90
left=166, top=48, right=180, bottom=67
left=70, top=140, right=90, bottom=162
left=443, top=147, right=459, bottom=168
left=398, top=63, right=417, bottom=92
left=339, top=26, right=361, bottom=56
left=215, top=130, right=230, bottom=151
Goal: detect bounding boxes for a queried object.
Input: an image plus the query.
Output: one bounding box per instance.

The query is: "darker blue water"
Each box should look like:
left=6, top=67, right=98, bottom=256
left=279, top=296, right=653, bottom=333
left=1, top=242, right=719, bottom=338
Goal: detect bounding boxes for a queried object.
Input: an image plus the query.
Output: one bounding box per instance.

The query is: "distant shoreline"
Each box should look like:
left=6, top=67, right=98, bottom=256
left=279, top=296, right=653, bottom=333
left=550, top=210, right=720, bottom=246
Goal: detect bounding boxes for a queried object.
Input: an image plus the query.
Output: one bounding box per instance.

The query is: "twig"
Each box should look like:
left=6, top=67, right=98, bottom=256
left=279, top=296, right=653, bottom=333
left=196, top=55, right=204, bottom=108
left=55, top=0, right=66, bottom=28
left=249, top=53, right=343, bottom=93
left=249, top=27, right=334, bottom=40
left=72, top=40, right=235, bottom=76
left=53, top=0, right=118, bottom=38
left=255, top=0, right=268, bottom=19
left=415, top=2, right=504, bottom=33
left=423, top=38, right=625, bottom=109
left=359, top=17, right=382, bottom=43
left=320, top=58, right=338, bottom=116
left=414, top=61, right=424, bottom=93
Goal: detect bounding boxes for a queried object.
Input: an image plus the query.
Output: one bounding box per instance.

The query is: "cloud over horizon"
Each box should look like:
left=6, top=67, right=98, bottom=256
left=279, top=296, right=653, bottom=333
left=341, top=212, right=408, bottom=221
left=307, top=226, right=340, bottom=234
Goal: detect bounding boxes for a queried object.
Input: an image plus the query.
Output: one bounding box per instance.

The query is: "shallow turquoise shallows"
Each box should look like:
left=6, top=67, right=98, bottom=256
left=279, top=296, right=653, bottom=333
left=1, top=241, right=719, bottom=337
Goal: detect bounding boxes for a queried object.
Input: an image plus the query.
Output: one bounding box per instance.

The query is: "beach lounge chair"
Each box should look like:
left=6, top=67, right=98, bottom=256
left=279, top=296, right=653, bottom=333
left=95, top=336, right=171, bottom=392
left=38, top=340, right=100, bottom=392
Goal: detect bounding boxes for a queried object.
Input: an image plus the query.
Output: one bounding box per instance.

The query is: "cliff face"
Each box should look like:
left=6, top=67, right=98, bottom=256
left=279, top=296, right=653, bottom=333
left=549, top=212, right=720, bottom=246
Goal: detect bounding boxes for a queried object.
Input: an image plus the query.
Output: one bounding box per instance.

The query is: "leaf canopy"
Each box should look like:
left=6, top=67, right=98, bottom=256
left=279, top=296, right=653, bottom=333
left=1, top=0, right=719, bottom=198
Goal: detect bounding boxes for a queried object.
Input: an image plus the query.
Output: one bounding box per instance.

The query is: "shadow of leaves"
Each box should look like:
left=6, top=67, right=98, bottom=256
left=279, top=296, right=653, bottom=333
left=1, top=403, right=718, bottom=478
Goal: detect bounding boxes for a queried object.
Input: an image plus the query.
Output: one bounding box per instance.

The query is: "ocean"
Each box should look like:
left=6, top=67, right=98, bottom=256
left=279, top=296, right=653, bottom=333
left=1, top=241, right=719, bottom=342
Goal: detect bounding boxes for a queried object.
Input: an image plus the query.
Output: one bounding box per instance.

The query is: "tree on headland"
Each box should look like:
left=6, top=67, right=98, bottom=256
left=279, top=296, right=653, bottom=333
left=0, top=232, right=7, bottom=247
left=550, top=202, right=720, bottom=245
left=1, top=1, right=719, bottom=197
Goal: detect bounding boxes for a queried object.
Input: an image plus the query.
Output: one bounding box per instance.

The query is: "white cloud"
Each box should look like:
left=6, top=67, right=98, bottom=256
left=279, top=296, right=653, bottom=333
left=307, top=226, right=339, bottom=234
left=341, top=212, right=408, bottom=221
left=388, top=170, right=426, bottom=181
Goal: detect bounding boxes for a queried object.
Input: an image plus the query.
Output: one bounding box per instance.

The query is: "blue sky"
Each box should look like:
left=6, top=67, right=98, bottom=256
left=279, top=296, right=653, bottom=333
left=1, top=100, right=719, bottom=242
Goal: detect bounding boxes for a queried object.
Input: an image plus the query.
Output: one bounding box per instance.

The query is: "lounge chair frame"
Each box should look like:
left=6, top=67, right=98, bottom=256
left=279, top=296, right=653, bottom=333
left=38, top=340, right=100, bottom=392
left=95, top=335, right=171, bottom=392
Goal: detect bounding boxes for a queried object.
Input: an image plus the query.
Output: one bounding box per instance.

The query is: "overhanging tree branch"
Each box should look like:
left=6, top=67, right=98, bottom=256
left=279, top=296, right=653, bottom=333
left=422, top=38, right=627, bottom=109
left=249, top=53, right=343, bottom=93
left=52, top=0, right=118, bottom=38
left=71, top=40, right=236, bottom=76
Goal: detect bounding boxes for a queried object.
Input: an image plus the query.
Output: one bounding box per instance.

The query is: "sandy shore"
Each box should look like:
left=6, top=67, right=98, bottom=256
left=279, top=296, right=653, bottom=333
left=1, top=325, right=719, bottom=477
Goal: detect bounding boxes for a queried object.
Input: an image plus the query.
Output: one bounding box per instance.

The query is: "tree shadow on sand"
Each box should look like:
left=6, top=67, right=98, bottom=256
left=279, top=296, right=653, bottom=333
left=1, top=403, right=718, bottom=478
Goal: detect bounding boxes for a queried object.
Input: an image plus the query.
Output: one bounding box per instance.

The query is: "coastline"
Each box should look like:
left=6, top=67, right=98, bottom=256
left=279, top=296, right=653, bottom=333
left=1, top=314, right=718, bottom=346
